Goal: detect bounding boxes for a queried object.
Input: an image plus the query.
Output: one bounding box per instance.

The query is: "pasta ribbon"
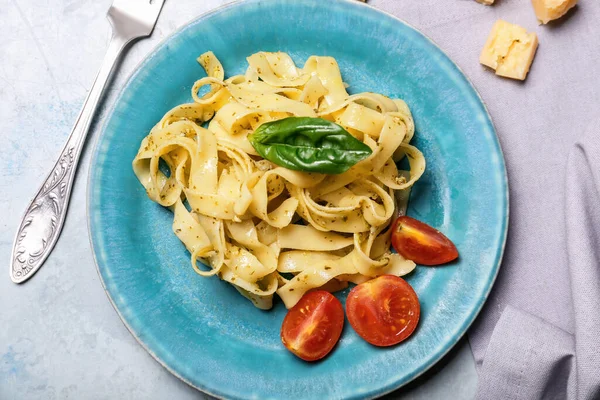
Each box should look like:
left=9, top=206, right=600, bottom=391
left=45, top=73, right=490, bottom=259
left=133, top=51, right=426, bottom=309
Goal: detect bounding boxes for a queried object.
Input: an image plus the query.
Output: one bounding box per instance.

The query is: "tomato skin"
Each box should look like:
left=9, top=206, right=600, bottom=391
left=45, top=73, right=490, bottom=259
left=391, top=216, right=458, bottom=266
left=281, top=291, right=344, bottom=361
left=346, top=275, right=420, bottom=347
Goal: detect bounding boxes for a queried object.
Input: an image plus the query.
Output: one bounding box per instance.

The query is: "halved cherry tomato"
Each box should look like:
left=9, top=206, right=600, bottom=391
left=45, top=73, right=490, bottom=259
left=391, top=216, right=458, bottom=266
left=281, top=291, right=344, bottom=361
left=346, top=275, right=420, bottom=347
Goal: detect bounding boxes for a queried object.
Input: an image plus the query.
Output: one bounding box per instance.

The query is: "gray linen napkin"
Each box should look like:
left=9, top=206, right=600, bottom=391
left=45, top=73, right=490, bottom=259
left=475, top=119, right=600, bottom=399
left=368, top=0, right=600, bottom=398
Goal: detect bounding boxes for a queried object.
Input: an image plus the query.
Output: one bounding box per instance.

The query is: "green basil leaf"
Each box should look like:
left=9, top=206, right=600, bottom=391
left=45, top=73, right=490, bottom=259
left=248, top=117, right=373, bottom=174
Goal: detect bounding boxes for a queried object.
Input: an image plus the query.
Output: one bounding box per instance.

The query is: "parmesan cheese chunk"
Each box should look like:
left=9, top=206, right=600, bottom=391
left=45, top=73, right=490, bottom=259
left=480, top=20, right=539, bottom=81
left=531, top=0, right=577, bottom=24
left=476, top=0, right=495, bottom=5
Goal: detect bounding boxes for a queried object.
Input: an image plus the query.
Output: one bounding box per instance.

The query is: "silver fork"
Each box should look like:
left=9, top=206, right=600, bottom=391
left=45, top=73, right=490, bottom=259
left=10, top=0, right=166, bottom=283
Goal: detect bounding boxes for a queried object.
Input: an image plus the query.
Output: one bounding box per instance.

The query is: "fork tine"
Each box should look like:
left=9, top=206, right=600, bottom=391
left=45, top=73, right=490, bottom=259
left=149, top=0, right=165, bottom=9
left=145, top=0, right=166, bottom=25
left=108, top=0, right=166, bottom=38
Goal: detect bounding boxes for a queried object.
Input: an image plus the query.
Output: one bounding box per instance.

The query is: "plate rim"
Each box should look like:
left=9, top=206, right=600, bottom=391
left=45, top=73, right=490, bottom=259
left=87, top=0, right=509, bottom=398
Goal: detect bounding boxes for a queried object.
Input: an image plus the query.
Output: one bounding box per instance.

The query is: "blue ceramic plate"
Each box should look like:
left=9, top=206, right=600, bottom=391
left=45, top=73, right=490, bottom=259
left=88, top=0, right=508, bottom=398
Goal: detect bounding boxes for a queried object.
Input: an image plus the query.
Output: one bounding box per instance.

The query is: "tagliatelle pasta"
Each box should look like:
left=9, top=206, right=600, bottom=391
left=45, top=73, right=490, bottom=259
left=132, top=51, right=425, bottom=310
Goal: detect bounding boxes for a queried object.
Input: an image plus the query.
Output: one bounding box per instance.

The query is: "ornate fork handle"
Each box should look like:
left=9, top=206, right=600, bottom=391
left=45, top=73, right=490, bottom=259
left=10, top=34, right=130, bottom=283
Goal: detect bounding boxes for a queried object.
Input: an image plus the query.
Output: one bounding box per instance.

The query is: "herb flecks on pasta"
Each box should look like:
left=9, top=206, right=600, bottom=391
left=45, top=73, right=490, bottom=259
left=132, top=51, right=425, bottom=310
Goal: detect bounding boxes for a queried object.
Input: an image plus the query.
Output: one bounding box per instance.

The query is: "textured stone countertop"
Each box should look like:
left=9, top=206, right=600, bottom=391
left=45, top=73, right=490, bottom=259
left=0, top=0, right=477, bottom=398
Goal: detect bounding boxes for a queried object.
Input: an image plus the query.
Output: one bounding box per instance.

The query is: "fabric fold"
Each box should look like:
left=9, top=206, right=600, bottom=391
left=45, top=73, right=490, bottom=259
left=474, top=118, right=600, bottom=399
left=564, top=119, right=600, bottom=400
left=475, top=305, right=575, bottom=400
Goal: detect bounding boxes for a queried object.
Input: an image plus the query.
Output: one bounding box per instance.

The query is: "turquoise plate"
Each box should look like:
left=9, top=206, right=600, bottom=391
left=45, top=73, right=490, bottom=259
left=88, top=0, right=508, bottom=398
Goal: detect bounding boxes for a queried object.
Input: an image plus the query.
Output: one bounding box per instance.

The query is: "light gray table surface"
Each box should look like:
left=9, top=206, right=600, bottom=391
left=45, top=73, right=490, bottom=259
left=0, top=0, right=478, bottom=398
